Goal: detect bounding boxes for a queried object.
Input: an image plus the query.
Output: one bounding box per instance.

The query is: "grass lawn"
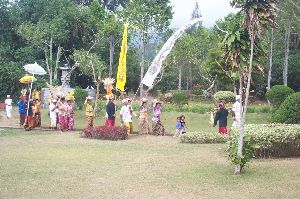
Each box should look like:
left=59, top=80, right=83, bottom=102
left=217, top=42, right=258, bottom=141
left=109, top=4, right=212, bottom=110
left=0, top=127, right=299, bottom=199
left=2, top=109, right=298, bottom=198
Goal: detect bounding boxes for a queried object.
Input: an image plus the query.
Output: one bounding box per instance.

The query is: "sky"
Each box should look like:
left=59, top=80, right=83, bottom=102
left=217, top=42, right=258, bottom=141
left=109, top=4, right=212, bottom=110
left=170, top=0, right=237, bottom=28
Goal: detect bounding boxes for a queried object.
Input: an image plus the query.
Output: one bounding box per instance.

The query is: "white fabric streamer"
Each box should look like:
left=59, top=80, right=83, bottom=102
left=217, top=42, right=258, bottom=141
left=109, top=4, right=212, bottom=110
left=141, top=18, right=202, bottom=88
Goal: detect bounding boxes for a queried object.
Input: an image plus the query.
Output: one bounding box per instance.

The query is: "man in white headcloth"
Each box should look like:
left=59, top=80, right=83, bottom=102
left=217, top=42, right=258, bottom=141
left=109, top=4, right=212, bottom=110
left=5, top=95, right=13, bottom=119
left=232, top=95, right=241, bottom=128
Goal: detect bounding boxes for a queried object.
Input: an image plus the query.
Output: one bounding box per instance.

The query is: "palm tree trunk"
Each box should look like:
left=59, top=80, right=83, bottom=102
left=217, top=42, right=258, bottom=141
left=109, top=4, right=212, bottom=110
left=93, top=81, right=100, bottom=117
left=109, top=35, right=114, bottom=77
left=235, top=28, right=255, bottom=175
left=140, top=33, right=146, bottom=98
left=267, top=29, right=274, bottom=106
left=178, top=64, right=182, bottom=91
left=54, top=46, right=62, bottom=81
left=283, top=21, right=291, bottom=86
left=189, top=65, right=192, bottom=91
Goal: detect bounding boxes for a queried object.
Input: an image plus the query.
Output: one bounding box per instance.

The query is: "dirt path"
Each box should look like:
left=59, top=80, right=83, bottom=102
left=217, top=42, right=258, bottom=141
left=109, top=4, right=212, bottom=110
left=0, top=111, right=20, bottom=128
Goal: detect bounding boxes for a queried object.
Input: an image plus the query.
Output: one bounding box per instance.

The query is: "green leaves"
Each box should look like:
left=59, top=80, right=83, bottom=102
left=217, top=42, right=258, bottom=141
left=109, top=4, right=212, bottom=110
left=227, top=133, right=257, bottom=172
left=73, top=49, right=107, bottom=82
left=123, top=0, right=173, bottom=33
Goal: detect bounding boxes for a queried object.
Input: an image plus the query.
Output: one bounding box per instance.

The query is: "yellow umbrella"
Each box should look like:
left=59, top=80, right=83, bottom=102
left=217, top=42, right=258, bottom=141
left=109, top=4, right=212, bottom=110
left=19, top=74, right=36, bottom=84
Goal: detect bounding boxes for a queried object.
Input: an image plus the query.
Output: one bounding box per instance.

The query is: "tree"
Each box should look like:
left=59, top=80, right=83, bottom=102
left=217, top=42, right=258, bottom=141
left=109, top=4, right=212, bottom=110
left=123, top=0, right=173, bottom=97
left=17, top=0, right=78, bottom=85
left=229, top=0, right=278, bottom=174
left=278, top=1, right=300, bottom=86
left=74, top=48, right=106, bottom=116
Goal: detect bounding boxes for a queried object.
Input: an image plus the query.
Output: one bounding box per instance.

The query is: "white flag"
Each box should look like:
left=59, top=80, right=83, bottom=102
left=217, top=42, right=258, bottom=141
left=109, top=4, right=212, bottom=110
left=141, top=18, right=202, bottom=88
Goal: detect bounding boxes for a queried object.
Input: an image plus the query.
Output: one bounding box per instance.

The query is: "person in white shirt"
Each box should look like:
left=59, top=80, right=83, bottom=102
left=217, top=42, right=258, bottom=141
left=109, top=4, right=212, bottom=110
left=49, top=99, right=58, bottom=129
left=120, top=98, right=135, bottom=134
left=5, top=95, right=12, bottom=119
left=232, top=95, right=241, bottom=128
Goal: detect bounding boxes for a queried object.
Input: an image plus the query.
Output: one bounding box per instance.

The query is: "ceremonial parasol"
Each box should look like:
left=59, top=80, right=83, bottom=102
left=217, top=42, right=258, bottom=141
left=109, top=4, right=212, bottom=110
left=23, top=62, right=47, bottom=75
left=19, top=74, right=37, bottom=84
left=22, top=62, right=47, bottom=126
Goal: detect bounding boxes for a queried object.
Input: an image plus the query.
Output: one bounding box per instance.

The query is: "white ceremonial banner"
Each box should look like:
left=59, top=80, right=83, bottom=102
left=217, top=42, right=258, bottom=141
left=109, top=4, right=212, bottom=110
left=141, top=18, right=202, bottom=88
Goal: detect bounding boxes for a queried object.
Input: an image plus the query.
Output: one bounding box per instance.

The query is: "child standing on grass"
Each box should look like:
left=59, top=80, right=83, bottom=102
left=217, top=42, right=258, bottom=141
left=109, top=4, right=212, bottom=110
left=173, top=117, right=182, bottom=138
left=180, top=115, right=187, bottom=134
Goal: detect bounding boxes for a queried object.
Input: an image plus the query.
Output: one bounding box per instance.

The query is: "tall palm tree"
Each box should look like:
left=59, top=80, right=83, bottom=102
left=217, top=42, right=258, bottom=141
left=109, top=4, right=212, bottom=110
left=230, top=0, right=278, bottom=174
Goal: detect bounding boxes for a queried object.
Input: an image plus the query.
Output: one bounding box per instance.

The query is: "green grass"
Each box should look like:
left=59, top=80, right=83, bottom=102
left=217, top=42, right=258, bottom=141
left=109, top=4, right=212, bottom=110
left=0, top=129, right=299, bottom=198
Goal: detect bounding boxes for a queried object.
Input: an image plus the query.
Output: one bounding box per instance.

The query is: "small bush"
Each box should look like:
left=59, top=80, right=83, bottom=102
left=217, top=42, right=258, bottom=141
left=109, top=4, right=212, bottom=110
left=266, top=85, right=294, bottom=108
left=227, top=134, right=258, bottom=172
left=180, top=132, right=229, bottom=144
left=214, top=91, right=235, bottom=103
left=163, top=93, right=173, bottom=103
left=231, top=124, right=300, bottom=158
left=82, top=126, right=128, bottom=140
left=172, top=92, right=188, bottom=105
left=74, top=87, right=88, bottom=110
left=271, top=92, right=300, bottom=124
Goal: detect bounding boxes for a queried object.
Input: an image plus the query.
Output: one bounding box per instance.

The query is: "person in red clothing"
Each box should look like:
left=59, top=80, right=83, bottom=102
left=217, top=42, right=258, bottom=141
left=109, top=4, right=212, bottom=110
left=105, top=96, right=116, bottom=126
left=213, top=102, right=229, bottom=134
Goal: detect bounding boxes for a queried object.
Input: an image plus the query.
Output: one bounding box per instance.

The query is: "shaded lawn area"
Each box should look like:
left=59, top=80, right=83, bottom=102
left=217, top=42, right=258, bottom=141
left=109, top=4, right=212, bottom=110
left=0, top=129, right=299, bottom=199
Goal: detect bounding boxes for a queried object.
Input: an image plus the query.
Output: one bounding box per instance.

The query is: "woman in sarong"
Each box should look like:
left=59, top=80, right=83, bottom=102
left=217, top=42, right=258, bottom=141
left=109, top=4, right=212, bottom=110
left=151, top=99, right=165, bottom=136
left=66, top=99, right=75, bottom=130
left=57, top=97, right=68, bottom=132
left=139, top=98, right=150, bottom=134
left=32, top=99, right=42, bottom=128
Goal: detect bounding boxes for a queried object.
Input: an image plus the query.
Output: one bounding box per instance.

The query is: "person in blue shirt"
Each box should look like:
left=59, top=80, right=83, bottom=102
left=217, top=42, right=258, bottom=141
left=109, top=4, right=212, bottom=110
left=18, top=96, right=26, bottom=127
left=24, top=98, right=34, bottom=130
left=173, top=116, right=183, bottom=138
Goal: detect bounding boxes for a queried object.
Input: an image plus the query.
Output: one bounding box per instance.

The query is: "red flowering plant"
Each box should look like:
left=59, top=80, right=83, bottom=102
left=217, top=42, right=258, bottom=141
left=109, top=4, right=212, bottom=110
left=82, top=126, right=128, bottom=140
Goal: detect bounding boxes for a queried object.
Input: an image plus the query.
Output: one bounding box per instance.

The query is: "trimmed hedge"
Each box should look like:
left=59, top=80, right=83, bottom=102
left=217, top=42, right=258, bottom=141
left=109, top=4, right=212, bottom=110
left=214, top=91, right=235, bottom=103
left=232, top=124, right=300, bottom=158
left=82, top=126, right=128, bottom=140
left=266, top=85, right=294, bottom=108
left=180, top=132, right=229, bottom=144
left=271, top=92, right=300, bottom=124
left=172, top=92, right=189, bottom=105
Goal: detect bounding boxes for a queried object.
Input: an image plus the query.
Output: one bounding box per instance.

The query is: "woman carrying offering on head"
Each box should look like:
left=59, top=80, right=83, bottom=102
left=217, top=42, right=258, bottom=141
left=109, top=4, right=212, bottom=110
left=152, top=99, right=165, bottom=136
left=139, top=98, right=150, bottom=134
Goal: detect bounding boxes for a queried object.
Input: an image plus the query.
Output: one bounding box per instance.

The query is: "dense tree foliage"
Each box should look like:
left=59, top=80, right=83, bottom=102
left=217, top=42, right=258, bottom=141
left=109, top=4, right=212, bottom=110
left=0, top=0, right=299, bottom=101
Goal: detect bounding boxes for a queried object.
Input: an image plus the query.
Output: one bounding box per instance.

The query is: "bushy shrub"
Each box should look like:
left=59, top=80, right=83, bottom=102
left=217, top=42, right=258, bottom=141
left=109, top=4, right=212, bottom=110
left=82, top=126, right=128, bottom=140
left=231, top=124, right=300, bottom=158
left=266, top=85, right=294, bottom=108
left=227, top=134, right=258, bottom=172
left=74, top=87, right=88, bottom=110
left=163, top=93, right=173, bottom=103
left=180, top=132, right=229, bottom=144
left=214, top=91, right=235, bottom=103
left=191, top=90, right=203, bottom=95
left=271, top=92, right=300, bottom=124
left=172, top=92, right=188, bottom=105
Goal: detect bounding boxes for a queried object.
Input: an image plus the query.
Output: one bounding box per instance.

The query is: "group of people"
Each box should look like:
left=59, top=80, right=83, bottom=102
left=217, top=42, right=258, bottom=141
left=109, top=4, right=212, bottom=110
left=85, top=96, right=165, bottom=135
left=213, top=95, right=241, bottom=134
left=48, top=96, right=75, bottom=131
left=16, top=95, right=42, bottom=130
left=11, top=90, right=75, bottom=131
left=5, top=91, right=242, bottom=135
